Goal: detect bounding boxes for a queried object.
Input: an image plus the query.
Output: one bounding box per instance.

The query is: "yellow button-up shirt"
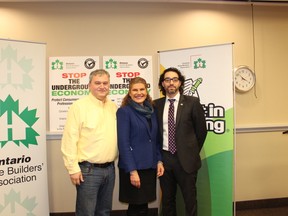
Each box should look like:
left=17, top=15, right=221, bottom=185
left=61, top=93, right=118, bottom=174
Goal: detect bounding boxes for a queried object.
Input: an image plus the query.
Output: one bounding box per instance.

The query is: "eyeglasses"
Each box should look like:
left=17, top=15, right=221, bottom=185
left=163, top=77, right=179, bottom=83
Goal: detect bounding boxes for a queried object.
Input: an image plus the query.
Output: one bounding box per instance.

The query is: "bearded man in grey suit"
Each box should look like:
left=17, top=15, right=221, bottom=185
left=154, top=67, right=207, bottom=216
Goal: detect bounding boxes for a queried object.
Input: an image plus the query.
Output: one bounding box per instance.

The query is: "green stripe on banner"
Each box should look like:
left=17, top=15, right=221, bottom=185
left=198, top=150, right=233, bottom=216
left=160, top=109, right=234, bottom=215
left=159, top=150, right=233, bottom=216
left=197, top=108, right=234, bottom=216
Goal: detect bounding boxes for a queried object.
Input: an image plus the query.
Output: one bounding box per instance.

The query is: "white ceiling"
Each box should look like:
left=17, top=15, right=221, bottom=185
left=0, top=0, right=287, bottom=4
left=0, top=0, right=287, bottom=2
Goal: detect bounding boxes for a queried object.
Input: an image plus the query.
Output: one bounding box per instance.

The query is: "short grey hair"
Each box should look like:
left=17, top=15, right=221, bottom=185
left=89, top=69, right=110, bottom=83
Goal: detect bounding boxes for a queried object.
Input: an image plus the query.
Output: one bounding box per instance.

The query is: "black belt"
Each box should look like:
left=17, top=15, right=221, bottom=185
left=79, top=161, right=113, bottom=168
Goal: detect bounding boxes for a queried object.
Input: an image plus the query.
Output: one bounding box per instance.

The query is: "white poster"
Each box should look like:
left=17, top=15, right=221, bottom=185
left=159, top=43, right=234, bottom=216
left=49, top=56, right=99, bottom=132
left=0, top=39, right=49, bottom=215
left=103, top=56, right=153, bottom=107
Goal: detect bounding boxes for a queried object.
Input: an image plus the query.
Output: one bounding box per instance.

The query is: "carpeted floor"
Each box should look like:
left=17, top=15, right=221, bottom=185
left=50, top=206, right=288, bottom=216
left=236, top=206, right=288, bottom=216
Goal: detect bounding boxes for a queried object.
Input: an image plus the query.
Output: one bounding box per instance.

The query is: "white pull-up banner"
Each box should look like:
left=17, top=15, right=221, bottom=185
left=0, top=39, right=49, bottom=215
left=159, top=43, right=234, bottom=216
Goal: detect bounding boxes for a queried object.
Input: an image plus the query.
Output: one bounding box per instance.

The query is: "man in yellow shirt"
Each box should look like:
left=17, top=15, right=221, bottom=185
left=61, top=69, right=117, bottom=216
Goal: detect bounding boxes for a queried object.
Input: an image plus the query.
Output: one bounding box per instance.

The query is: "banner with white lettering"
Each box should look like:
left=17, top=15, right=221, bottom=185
left=0, top=39, right=49, bottom=215
left=159, top=43, right=234, bottom=216
left=49, top=56, right=99, bottom=132
left=103, top=56, right=153, bottom=107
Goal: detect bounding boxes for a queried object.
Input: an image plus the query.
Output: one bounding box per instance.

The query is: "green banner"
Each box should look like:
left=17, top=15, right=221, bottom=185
left=159, top=43, right=234, bottom=216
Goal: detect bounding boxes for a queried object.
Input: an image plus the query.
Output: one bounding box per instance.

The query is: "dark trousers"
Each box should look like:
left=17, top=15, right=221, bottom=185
left=160, top=151, right=198, bottom=216
left=127, top=203, right=148, bottom=216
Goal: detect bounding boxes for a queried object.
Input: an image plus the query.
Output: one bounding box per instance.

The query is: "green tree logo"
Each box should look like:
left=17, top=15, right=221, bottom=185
left=0, top=45, right=34, bottom=90
left=0, top=189, right=37, bottom=215
left=0, top=95, right=39, bottom=148
left=51, top=59, right=63, bottom=70
left=105, top=58, right=117, bottom=69
left=194, top=58, right=206, bottom=69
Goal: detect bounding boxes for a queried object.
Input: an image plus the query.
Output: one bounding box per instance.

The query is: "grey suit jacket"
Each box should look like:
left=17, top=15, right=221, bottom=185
left=154, top=94, right=207, bottom=173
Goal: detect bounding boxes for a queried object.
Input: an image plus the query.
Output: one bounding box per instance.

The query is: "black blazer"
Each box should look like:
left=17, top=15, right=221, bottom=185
left=154, top=94, right=207, bottom=173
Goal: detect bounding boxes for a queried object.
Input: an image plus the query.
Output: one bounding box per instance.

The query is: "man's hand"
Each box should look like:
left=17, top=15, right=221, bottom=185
left=70, top=172, right=84, bottom=185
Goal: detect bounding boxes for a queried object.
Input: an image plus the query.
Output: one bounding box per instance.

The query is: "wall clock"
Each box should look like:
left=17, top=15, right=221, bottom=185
left=234, top=65, right=256, bottom=93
